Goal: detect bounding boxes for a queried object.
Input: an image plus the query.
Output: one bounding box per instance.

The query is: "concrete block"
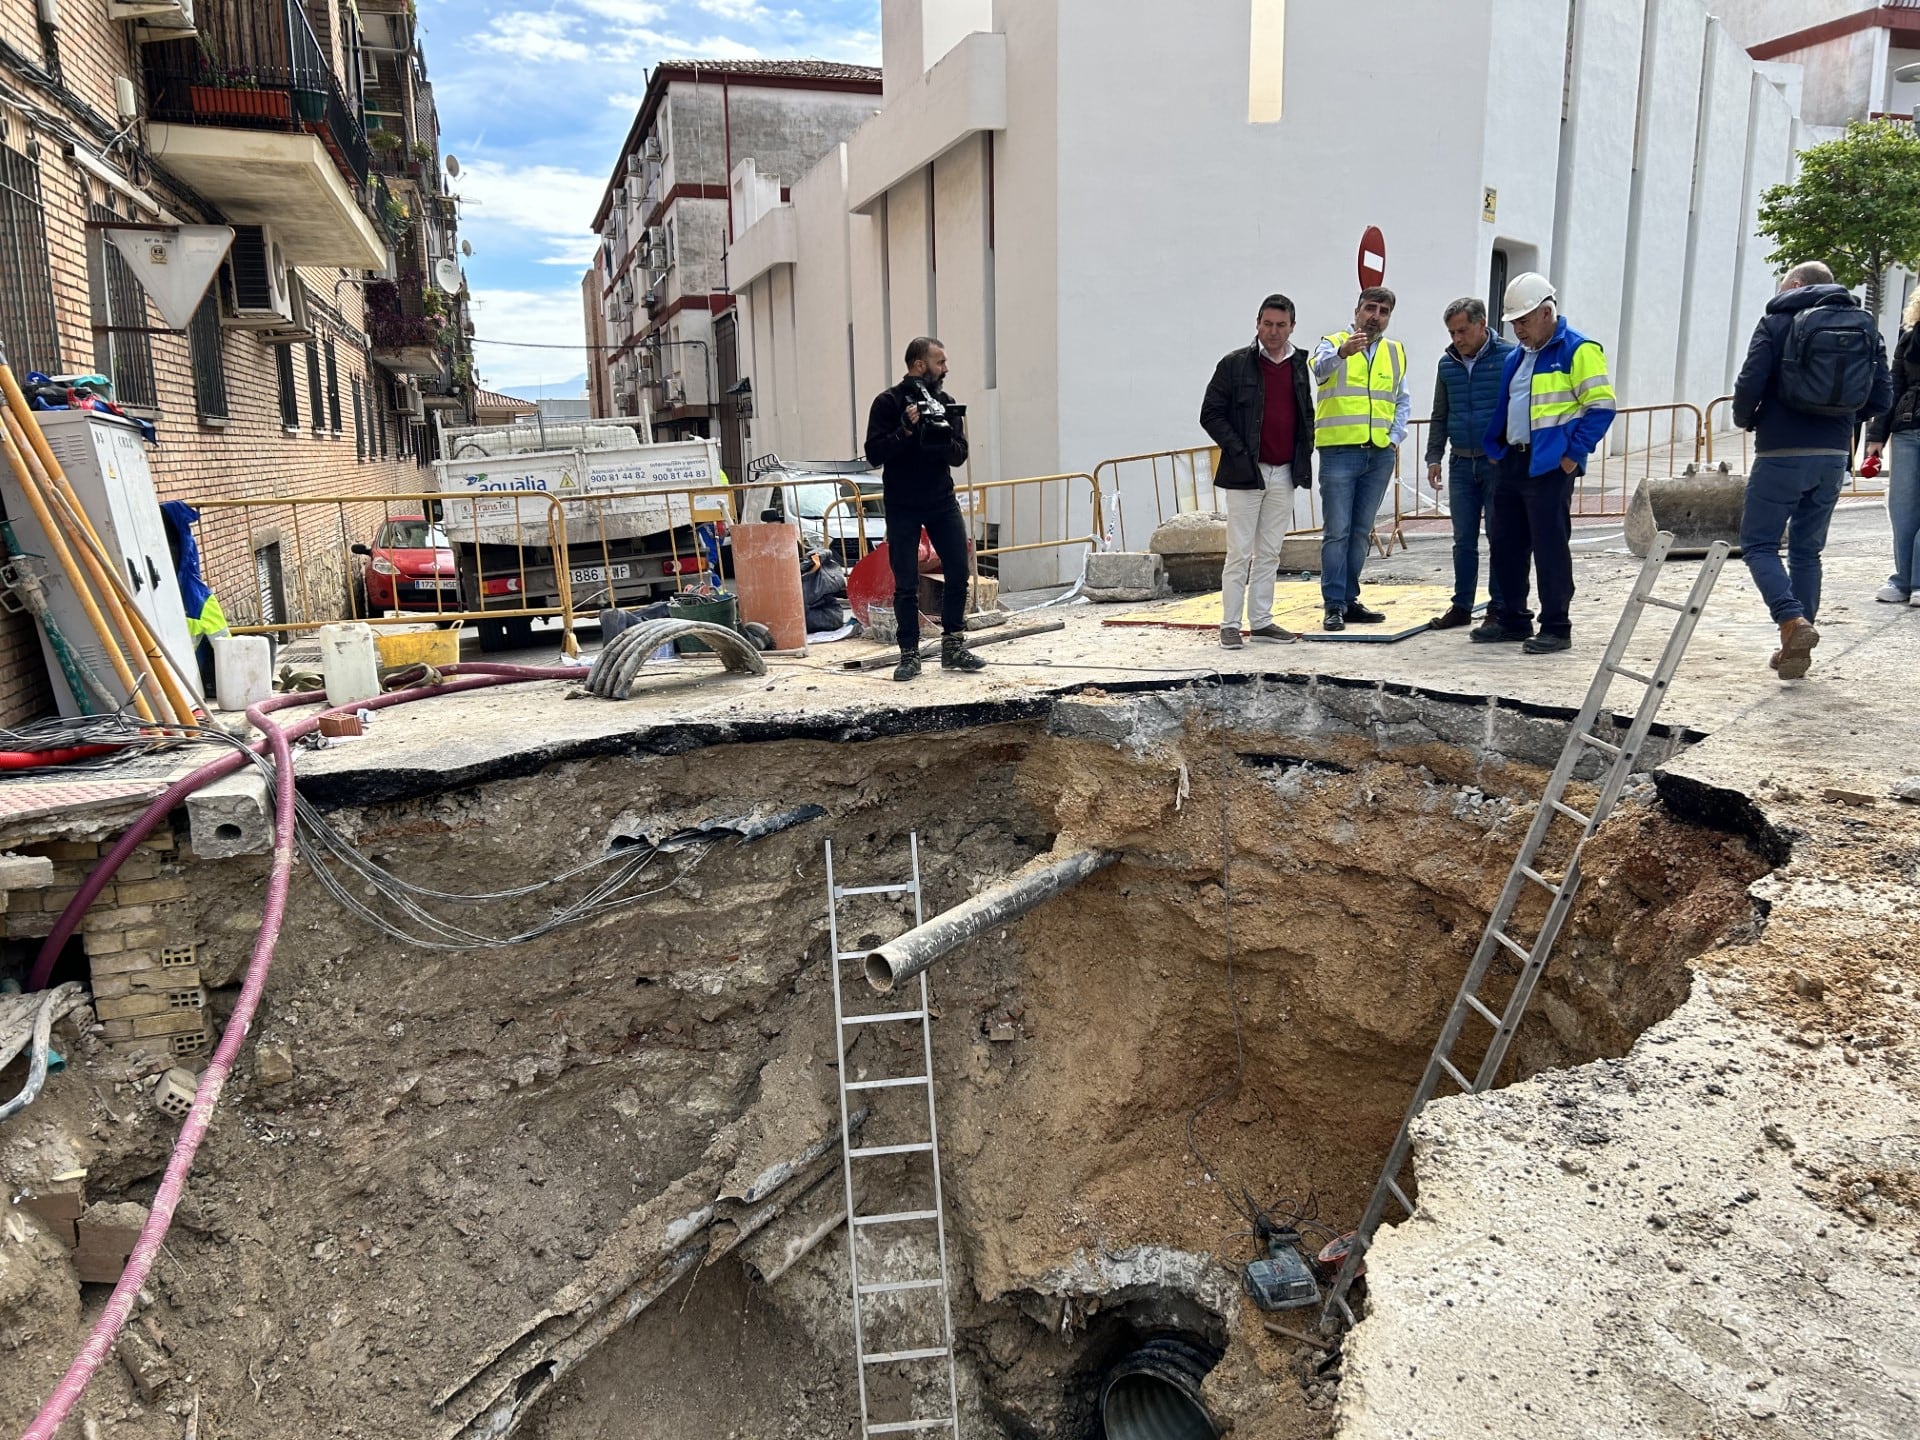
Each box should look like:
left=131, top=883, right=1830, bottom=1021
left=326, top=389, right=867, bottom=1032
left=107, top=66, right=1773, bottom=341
left=187, top=770, right=272, bottom=859
left=88, top=947, right=160, bottom=978
left=1083, top=551, right=1167, bottom=603
left=117, top=878, right=188, bottom=906
left=1048, top=697, right=1140, bottom=745
left=152, top=1068, right=198, bottom=1122
left=1276, top=535, right=1322, bottom=573
left=0, top=853, right=55, bottom=890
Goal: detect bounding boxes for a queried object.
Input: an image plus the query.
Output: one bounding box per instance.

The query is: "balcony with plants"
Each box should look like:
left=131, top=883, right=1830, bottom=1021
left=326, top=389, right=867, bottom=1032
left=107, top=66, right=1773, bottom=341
left=367, top=273, right=453, bottom=381
left=139, top=1, right=386, bottom=268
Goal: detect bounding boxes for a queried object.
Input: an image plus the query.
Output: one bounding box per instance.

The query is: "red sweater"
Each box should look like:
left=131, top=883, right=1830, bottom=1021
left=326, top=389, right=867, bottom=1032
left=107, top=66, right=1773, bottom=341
left=1257, top=351, right=1298, bottom=467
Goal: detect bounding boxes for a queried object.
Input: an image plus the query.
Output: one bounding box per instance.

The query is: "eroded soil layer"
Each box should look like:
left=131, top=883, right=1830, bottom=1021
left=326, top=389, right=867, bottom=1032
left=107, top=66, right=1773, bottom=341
left=0, top=689, right=1769, bottom=1440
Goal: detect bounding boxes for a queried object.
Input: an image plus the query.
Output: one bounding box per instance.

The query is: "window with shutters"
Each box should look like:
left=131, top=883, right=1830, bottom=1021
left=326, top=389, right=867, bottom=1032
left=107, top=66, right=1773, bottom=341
left=276, top=345, right=299, bottom=430
left=89, top=201, right=158, bottom=409
left=352, top=375, right=365, bottom=460
left=188, top=291, right=228, bottom=419
left=0, top=145, right=63, bottom=376
left=324, top=337, right=342, bottom=434
left=305, top=342, right=324, bottom=434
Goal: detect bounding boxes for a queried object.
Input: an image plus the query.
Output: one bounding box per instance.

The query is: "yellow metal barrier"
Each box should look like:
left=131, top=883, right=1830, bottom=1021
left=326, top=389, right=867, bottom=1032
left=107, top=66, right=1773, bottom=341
left=1092, top=446, right=1325, bottom=549
left=1704, top=392, right=1887, bottom=497
left=188, top=491, right=573, bottom=643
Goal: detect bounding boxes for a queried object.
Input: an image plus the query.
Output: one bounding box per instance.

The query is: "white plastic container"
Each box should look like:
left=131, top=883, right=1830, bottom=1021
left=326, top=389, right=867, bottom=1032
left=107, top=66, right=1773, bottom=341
left=318, top=623, right=381, bottom=706
left=211, top=633, right=272, bottom=712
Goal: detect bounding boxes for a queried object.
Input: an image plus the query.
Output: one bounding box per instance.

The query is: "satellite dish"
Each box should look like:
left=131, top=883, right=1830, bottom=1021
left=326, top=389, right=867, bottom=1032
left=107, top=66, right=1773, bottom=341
left=445, top=154, right=461, bottom=177
left=1896, top=61, right=1920, bottom=84
left=434, top=258, right=462, bottom=292
left=461, top=239, right=472, bottom=257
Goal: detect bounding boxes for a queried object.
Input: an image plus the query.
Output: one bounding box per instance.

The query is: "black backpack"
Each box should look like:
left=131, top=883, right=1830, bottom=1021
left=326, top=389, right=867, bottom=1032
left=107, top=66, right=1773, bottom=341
left=1779, top=304, right=1880, bottom=416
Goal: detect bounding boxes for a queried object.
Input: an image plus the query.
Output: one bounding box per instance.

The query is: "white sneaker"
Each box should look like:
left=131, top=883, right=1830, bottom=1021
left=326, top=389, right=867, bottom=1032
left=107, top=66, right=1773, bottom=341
left=1874, top=583, right=1911, bottom=604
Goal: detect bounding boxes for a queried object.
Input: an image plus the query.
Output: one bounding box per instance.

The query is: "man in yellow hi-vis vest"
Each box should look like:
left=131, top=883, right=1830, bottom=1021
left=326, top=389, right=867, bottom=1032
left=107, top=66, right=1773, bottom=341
left=1310, top=287, right=1410, bottom=631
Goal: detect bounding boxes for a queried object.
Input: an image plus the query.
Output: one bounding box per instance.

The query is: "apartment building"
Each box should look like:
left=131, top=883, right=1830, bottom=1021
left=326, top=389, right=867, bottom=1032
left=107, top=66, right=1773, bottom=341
left=584, top=59, right=881, bottom=472
left=726, top=0, right=1811, bottom=587
left=0, top=0, right=466, bottom=723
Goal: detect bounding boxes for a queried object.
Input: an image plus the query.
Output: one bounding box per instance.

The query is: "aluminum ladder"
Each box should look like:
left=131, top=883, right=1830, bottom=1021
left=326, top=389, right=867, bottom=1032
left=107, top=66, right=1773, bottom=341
left=824, top=834, right=962, bottom=1437
left=1321, top=533, right=1730, bottom=1328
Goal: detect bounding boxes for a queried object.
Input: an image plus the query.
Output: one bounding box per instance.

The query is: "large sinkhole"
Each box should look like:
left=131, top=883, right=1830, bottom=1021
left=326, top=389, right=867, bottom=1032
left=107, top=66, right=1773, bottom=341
left=78, top=691, right=1769, bottom=1440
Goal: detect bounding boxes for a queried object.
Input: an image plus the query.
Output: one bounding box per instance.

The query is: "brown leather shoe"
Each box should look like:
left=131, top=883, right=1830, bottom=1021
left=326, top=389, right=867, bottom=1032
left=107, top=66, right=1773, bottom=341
left=1430, top=605, right=1473, bottom=630
left=1770, top=617, right=1820, bottom=680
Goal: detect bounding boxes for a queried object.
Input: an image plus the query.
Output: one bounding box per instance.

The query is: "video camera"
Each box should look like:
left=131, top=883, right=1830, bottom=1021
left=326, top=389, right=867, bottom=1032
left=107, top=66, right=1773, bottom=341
left=910, top=380, right=965, bottom=454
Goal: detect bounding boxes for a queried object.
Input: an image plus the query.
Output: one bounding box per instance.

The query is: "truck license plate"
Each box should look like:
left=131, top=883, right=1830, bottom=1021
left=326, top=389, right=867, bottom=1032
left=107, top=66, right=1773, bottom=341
left=569, top=563, right=633, bottom=584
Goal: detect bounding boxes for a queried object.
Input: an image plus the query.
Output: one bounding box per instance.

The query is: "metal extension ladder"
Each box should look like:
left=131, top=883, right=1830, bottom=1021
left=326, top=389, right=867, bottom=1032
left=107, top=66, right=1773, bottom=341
left=824, top=834, right=962, bottom=1437
left=1321, top=533, right=1730, bottom=1327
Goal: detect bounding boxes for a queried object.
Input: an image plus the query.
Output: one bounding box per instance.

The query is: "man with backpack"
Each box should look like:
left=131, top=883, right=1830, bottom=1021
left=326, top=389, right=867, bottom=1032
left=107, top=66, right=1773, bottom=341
left=1732, top=261, right=1892, bottom=680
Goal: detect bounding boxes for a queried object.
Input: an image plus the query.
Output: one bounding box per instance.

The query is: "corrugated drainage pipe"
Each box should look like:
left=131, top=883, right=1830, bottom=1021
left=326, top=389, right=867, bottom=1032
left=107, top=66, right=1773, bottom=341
left=863, top=848, right=1118, bottom=992
left=1100, top=1336, right=1223, bottom=1440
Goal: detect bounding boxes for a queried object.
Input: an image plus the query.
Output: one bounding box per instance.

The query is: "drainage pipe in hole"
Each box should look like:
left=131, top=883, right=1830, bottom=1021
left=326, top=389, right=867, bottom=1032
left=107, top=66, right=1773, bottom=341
left=863, top=848, right=1118, bottom=992
left=1101, top=1335, right=1224, bottom=1440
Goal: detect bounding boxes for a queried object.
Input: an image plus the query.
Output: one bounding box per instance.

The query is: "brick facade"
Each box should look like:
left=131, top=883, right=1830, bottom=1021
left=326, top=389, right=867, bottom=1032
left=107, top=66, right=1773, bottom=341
left=0, top=3, right=452, bottom=725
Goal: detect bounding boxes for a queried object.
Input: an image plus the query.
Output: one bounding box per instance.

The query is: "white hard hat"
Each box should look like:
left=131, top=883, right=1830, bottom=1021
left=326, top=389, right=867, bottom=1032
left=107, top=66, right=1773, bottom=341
left=1501, top=272, right=1557, bottom=323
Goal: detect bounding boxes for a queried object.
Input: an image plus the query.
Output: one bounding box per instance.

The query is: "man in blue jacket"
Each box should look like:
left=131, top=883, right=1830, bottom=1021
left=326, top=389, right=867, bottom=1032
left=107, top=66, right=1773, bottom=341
left=1731, top=261, right=1892, bottom=680
left=1479, top=274, right=1617, bottom=654
left=1423, top=297, right=1513, bottom=629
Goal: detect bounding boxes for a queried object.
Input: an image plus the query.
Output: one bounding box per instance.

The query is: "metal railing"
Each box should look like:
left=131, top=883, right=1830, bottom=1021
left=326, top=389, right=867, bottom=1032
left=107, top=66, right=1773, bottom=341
left=1703, top=393, right=1888, bottom=497
left=141, top=1, right=373, bottom=189
left=189, top=492, right=569, bottom=640
left=1390, top=402, right=1709, bottom=542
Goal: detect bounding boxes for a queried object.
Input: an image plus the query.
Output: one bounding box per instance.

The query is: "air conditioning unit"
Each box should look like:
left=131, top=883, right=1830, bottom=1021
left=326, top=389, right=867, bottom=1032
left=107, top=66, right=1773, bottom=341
left=645, top=225, right=666, bottom=251
left=400, top=383, right=425, bottom=419
left=646, top=246, right=668, bottom=275
left=641, top=136, right=662, bottom=162
left=613, top=185, right=627, bottom=212
left=626, top=154, right=644, bottom=177
left=221, top=224, right=298, bottom=329
left=663, top=377, right=686, bottom=406
left=108, top=0, right=194, bottom=31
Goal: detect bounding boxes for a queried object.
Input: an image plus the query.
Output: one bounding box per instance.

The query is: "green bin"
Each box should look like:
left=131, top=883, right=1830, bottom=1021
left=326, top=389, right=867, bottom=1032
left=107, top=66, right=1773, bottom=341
left=668, top=591, right=740, bottom=653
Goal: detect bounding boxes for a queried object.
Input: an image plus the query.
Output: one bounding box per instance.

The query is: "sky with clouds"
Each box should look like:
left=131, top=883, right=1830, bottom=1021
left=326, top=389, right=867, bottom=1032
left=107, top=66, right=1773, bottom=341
left=418, top=0, right=881, bottom=397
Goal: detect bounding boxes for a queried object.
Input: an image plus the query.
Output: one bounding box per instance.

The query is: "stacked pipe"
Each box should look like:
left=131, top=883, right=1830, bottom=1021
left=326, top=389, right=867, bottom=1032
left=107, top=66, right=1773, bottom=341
left=0, top=344, right=202, bottom=726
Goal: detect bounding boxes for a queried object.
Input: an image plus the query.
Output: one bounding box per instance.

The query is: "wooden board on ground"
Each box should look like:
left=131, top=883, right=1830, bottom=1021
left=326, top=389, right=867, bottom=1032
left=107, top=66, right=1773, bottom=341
left=1101, top=582, right=1480, bottom=643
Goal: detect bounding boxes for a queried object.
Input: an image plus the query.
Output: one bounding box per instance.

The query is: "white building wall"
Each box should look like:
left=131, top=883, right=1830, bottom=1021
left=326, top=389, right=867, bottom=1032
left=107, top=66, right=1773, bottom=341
left=1552, top=0, right=1646, bottom=353
left=883, top=174, right=934, bottom=360
left=1678, top=18, right=1756, bottom=410
left=983, top=0, right=1061, bottom=497
left=1729, top=75, right=1798, bottom=397
left=1050, top=0, right=1497, bottom=548
left=1481, top=0, right=1572, bottom=305
left=792, top=149, right=863, bottom=458
left=1615, top=0, right=1707, bottom=408
left=931, top=136, right=992, bottom=482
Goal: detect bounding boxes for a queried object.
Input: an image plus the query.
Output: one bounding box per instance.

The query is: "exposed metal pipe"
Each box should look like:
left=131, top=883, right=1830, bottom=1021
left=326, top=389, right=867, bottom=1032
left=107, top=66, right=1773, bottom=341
left=863, top=848, right=1118, bottom=992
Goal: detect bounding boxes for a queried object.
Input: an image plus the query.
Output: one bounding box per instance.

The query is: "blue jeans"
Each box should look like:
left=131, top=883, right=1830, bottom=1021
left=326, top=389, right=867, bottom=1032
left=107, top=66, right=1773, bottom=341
left=1318, top=444, right=1395, bottom=609
left=1889, top=431, right=1920, bottom=595
left=1447, top=453, right=1503, bottom=614
left=1740, top=454, right=1845, bottom=625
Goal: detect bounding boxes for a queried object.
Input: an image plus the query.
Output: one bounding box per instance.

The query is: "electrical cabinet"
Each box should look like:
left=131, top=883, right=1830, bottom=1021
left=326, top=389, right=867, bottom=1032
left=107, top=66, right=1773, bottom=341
left=0, top=409, right=202, bottom=715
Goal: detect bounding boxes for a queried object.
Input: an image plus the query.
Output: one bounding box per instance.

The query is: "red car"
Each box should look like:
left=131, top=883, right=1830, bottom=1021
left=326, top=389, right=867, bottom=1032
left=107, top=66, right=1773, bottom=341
left=351, top=515, right=459, bottom=613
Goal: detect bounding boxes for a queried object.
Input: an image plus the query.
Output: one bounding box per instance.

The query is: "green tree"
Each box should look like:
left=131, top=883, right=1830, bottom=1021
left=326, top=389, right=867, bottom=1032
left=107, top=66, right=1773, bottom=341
left=1757, top=119, right=1920, bottom=321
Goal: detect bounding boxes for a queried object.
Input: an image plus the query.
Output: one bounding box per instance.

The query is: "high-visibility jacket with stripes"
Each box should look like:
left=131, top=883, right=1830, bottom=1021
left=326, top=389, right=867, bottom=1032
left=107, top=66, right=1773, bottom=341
left=1482, top=317, right=1618, bottom=476
left=1314, top=332, right=1406, bottom=448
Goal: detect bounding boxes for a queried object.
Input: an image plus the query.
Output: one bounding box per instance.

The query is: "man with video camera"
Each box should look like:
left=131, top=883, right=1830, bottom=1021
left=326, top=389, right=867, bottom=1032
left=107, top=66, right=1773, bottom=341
left=863, top=336, right=985, bottom=682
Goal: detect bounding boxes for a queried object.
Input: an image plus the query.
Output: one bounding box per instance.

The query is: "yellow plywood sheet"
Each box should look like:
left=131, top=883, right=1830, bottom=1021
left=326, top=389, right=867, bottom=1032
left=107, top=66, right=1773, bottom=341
left=1102, top=582, right=1478, bottom=642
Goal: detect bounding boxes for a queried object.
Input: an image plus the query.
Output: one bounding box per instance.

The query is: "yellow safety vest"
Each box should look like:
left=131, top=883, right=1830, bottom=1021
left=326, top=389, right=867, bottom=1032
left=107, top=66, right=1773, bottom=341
left=1315, top=333, right=1406, bottom=448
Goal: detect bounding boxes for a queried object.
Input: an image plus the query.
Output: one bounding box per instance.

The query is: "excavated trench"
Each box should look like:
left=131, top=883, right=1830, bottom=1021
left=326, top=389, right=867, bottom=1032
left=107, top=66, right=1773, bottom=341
left=1, top=682, right=1773, bottom=1440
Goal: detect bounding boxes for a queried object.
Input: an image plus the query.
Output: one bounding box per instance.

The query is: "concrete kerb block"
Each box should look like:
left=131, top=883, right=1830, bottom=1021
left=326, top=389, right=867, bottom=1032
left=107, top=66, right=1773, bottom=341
left=1083, top=551, right=1168, bottom=603
left=0, top=853, right=56, bottom=891
left=187, top=770, right=273, bottom=859
left=1048, top=696, right=1140, bottom=745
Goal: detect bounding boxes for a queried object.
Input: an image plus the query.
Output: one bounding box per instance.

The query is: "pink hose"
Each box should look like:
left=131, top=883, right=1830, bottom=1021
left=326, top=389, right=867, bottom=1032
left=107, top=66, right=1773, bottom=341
left=21, top=664, right=575, bottom=1438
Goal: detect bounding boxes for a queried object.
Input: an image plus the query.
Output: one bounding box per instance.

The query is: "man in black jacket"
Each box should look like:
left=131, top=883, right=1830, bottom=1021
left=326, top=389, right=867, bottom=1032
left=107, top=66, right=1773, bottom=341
left=863, top=336, right=984, bottom=682
left=1199, top=294, right=1315, bottom=647
left=1732, top=261, right=1892, bottom=680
